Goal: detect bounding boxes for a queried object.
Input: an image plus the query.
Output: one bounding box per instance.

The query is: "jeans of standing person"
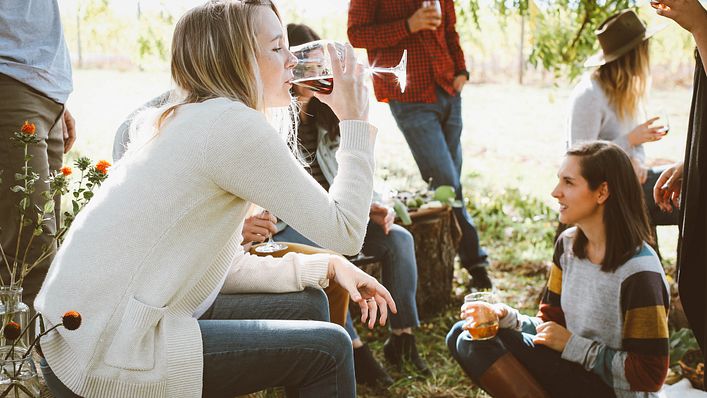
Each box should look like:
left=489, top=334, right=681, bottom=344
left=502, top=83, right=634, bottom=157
left=274, top=221, right=420, bottom=341
left=388, top=87, right=488, bottom=271
left=40, top=289, right=355, bottom=398
left=446, top=321, right=616, bottom=398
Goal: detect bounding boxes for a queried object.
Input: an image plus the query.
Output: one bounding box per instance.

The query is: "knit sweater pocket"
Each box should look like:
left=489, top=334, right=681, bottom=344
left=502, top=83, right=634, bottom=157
left=104, top=296, right=166, bottom=371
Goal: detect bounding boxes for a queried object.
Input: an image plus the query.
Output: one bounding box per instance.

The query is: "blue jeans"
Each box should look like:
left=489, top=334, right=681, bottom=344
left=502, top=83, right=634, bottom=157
left=275, top=221, right=420, bottom=340
left=40, top=289, right=355, bottom=398
left=446, top=321, right=616, bottom=398
left=389, top=88, right=488, bottom=270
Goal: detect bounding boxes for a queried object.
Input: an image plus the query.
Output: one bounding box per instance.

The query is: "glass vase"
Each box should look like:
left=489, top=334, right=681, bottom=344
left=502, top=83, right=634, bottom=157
left=0, top=346, right=40, bottom=398
left=0, top=287, right=30, bottom=348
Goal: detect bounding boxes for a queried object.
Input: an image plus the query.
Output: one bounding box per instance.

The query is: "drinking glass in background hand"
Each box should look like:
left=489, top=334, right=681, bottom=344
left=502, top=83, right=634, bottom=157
left=422, top=0, right=442, bottom=16
left=463, top=291, right=499, bottom=340
left=655, top=110, right=670, bottom=135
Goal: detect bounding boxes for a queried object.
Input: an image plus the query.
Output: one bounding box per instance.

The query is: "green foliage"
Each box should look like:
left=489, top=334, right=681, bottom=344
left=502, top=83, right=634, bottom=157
left=468, top=184, right=557, bottom=267
left=461, top=0, right=638, bottom=79
left=670, top=328, right=700, bottom=367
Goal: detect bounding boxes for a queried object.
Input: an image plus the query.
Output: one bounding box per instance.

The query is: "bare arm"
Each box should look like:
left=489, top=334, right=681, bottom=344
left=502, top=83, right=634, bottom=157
left=655, top=0, right=707, bottom=71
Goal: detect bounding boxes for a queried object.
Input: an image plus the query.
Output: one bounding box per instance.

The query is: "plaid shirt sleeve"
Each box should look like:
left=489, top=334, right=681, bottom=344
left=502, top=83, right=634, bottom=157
left=443, top=0, right=468, bottom=77
left=347, top=0, right=411, bottom=50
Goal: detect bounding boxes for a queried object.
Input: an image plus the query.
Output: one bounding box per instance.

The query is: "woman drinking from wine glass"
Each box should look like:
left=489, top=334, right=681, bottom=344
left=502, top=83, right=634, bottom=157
left=33, top=1, right=396, bottom=397
left=446, top=141, right=669, bottom=397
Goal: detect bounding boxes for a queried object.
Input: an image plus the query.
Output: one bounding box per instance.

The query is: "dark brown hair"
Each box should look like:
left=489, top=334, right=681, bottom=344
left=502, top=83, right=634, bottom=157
left=566, top=141, right=653, bottom=272
left=286, top=23, right=340, bottom=140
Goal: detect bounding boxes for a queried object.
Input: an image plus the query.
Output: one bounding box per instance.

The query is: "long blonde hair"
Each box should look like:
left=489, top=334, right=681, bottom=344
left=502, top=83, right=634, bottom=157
left=594, top=40, right=651, bottom=121
left=157, top=0, right=279, bottom=128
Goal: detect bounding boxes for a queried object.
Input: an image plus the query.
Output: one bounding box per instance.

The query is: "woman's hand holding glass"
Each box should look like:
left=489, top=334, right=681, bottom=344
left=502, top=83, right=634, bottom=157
left=628, top=116, right=667, bottom=146
left=327, top=255, right=397, bottom=329
left=652, top=0, right=707, bottom=35
left=307, top=43, right=370, bottom=122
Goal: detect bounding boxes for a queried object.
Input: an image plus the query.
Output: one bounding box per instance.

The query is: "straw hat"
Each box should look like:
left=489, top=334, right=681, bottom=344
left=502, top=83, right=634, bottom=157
left=584, top=9, right=666, bottom=68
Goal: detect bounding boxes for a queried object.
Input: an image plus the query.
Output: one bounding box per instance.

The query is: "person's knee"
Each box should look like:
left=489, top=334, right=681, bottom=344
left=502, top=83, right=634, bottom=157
left=300, top=288, right=330, bottom=322
left=446, top=321, right=466, bottom=356
left=388, top=227, right=415, bottom=253
left=314, top=322, right=353, bottom=367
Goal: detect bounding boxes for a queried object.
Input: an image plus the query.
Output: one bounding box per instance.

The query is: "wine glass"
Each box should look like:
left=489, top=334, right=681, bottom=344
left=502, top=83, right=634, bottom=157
left=655, top=110, right=670, bottom=135
left=252, top=210, right=288, bottom=254
left=463, top=291, right=499, bottom=340
left=422, top=0, right=442, bottom=16
left=291, top=40, right=407, bottom=94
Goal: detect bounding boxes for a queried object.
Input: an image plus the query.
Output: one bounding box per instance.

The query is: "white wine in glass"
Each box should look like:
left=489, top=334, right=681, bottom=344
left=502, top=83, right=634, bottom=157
left=291, top=40, right=407, bottom=94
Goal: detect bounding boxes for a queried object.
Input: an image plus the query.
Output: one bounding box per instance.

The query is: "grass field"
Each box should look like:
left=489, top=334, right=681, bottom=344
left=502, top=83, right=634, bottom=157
left=64, top=69, right=693, bottom=397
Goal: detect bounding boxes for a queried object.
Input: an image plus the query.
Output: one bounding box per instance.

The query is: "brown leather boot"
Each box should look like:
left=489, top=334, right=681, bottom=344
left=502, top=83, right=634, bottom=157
left=478, top=352, right=550, bottom=398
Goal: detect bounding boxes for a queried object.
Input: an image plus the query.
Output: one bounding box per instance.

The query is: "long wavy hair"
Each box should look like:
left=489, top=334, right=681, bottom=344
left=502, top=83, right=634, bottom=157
left=594, top=40, right=651, bottom=121
left=157, top=0, right=280, bottom=128
left=567, top=141, right=653, bottom=272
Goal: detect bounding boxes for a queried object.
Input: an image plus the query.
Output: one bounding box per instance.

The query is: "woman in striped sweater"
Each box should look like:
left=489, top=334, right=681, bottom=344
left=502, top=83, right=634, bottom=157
left=446, top=141, right=669, bottom=397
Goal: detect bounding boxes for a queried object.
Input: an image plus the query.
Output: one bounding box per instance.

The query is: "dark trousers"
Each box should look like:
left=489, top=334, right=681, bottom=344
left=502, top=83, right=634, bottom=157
left=0, top=73, right=64, bottom=312
left=446, top=322, right=616, bottom=398
left=389, top=87, right=488, bottom=270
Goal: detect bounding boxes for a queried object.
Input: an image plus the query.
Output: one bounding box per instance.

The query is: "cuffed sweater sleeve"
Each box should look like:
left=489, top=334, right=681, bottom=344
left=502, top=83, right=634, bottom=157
left=220, top=249, right=330, bottom=293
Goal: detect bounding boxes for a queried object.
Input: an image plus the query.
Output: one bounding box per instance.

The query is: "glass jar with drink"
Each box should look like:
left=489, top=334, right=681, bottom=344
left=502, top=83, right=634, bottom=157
left=462, top=291, right=500, bottom=340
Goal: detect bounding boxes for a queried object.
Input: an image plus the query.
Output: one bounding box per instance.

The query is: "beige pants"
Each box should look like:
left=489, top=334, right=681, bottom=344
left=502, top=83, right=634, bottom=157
left=0, top=73, right=64, bottom=312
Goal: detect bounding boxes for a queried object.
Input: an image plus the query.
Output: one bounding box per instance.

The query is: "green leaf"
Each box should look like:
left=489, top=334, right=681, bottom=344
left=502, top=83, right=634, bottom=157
left=72, top=201, right=80, bottom=214
left=9, top=185, right=23, bottom=193
left=393, top=199, right=412, bottom=226
left=83, top=191, right=94, bottom=200
left=19, top=197, right=28, bottom=210
left=669, top=328, right=700, bottom=366
left=43, top=200, right=55, bottom=214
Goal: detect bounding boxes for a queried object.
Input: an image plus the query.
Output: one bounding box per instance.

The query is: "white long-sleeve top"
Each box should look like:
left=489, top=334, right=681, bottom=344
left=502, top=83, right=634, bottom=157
left=34, top=97, right=377, bottom=398
left=567, top=74, right=645, bottom=163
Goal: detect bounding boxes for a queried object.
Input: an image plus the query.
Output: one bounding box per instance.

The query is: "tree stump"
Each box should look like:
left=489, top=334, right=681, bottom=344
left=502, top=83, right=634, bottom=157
left=401, top=207, right=461, bottom=319
left=349, top=207, right=461, bottom=321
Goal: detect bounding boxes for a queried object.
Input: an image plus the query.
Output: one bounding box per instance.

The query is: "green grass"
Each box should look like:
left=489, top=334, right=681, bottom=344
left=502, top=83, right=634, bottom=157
left=64, top=69, right=688, bottom=397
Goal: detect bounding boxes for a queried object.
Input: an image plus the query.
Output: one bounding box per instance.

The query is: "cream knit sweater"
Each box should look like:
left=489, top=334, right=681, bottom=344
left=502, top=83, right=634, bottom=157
left=34, top=98, right=377, bottom=398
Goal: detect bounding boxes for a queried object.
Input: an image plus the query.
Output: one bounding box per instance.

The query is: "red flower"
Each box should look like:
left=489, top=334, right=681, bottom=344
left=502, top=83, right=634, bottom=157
left=3, top=322, right=21, bottom=341
left=95, top=160, right=111, bottom=175
left=62, top=311, right=82, bottom=330
left=20, top=121, right=36, bottom=135
left=60, top=166, right=72, bottom=176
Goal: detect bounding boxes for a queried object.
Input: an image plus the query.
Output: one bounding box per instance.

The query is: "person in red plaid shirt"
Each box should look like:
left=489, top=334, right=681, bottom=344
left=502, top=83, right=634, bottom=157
left=348, top=0, right=493, bottom=290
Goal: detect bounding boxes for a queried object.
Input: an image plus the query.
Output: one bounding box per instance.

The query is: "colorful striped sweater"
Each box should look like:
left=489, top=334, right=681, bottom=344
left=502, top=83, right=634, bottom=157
left=501, top=228, right=670, bottom=397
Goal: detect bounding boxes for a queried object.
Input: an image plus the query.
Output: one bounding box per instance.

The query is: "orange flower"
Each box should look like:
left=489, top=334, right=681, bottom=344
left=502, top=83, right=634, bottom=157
left=95, top=160, right=111, bottom=175
left=20, top=121, right=36, bottom=135
left=3, top=322, right=21, bottom=341
left=62, top=311, right=82, bottom=330
left=60, top=166, right=72, bottom=176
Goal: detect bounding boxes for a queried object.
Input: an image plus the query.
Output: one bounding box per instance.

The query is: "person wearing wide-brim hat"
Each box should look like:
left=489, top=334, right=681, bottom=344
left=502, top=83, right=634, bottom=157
left=567, top=8, right=679, bottom=238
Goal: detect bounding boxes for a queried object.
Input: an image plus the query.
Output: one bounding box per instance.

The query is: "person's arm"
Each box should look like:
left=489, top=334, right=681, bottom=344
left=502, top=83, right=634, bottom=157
left=443, top=0, right=469, bottom=81
left=205, top=106, right=376, bottom=256
left=655, top=0, right=707, bottom=71
left=495, top=236, right=567, bottom=335
left=560, top=270, right=670, bottom=393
